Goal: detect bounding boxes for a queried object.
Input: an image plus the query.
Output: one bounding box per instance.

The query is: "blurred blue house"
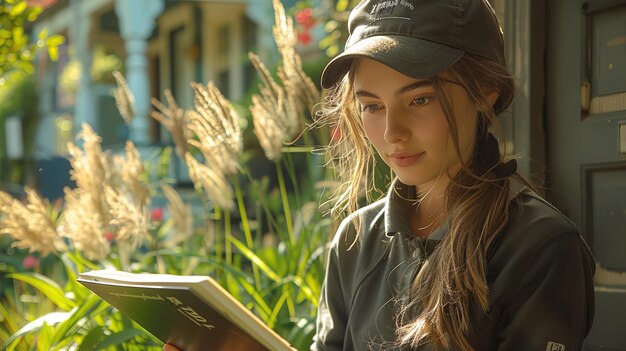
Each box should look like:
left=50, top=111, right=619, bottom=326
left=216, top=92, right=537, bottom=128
left=27, top=0, right=308, bottom=198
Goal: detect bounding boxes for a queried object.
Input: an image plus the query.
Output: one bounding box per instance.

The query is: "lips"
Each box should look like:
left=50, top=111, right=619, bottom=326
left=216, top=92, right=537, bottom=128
left=388, top=152, right=425, bottom=167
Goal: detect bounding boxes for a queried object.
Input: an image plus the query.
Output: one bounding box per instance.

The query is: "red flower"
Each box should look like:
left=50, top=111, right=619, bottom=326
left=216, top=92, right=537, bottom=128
left=22, top=255, right=39, bottom=269
left=104, top=232, right=115, bottom=242
left=295, top=8, right=316, bottom=29
left=298, top=31, right=312, bottom=45
left=150, top=207, right=164, bottom=222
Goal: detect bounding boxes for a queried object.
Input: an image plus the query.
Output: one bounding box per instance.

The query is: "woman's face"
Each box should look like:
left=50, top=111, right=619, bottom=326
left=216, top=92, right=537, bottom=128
left=353, top=58, right=479, bottom=192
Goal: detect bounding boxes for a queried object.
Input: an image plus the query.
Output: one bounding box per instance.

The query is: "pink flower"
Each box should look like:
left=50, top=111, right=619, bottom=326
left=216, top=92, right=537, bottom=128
left=150, top=207, right=164, bottom=222
left=22, top=255, right=39, bottom=269
left=104, top=232, right=115, bottom=242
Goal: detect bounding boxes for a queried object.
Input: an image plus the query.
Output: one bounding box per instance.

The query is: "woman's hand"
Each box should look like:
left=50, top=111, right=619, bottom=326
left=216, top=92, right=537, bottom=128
left=163, top=344, right=181, bottom=351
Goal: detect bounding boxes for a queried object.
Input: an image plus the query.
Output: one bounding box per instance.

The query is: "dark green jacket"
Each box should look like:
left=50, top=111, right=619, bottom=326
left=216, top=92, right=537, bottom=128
left=311, top=179, right=595, bottom=351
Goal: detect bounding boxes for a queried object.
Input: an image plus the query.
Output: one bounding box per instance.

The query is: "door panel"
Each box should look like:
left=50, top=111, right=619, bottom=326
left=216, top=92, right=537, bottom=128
left=585, top=290, right=626, bottom=350
left=547, top=0, right=626, bottom=349
left=583, top=164, right=626, bottom=271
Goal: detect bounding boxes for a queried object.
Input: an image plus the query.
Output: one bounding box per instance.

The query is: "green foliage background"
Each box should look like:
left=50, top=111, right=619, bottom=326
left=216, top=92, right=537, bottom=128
left=0, top=0, right=64, bottom=184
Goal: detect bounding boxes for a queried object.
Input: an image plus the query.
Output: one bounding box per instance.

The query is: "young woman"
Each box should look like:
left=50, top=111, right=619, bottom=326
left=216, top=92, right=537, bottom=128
left=165, top=0, right=595, bottom=350
left=309, top=0, right=595, bottom=350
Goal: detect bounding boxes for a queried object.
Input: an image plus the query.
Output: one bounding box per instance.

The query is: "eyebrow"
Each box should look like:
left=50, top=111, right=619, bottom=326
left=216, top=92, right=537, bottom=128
left=355, top=80, right=433, bottom=98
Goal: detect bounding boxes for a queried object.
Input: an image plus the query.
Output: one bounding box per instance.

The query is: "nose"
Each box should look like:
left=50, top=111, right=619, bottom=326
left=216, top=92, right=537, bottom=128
left=383, top=106, right=410, bottom=143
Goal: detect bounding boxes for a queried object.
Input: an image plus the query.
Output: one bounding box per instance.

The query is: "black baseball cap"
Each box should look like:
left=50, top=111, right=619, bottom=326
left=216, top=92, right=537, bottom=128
left=320, top=0, right=505, bottom=89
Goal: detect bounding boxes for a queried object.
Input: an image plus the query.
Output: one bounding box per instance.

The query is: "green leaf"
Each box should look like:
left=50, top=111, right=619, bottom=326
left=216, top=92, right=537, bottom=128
left=7, top=272, right=75, bottom=310
left=27, top=6, right=43, bottom=21
left=336, top=0, right=349, bottom=12
left=50, top=294, right=105, bottom=345
left=0, top=253, right=23, bottom=267
left=93, top=328, right=152, bottom=348
left=36, top=322, right=54, bottom=351
left=38, top=28, right=48, bottom=41
left=0, top=30, right=12, bottom=39
left=45, top=34, right=65, bottom=47
left=47, top=46, right=59, bottom=61
left=286, top=275, right=318, bottom=306
left=9, top=1, right=27, bottom=17
left=267, top=290, right=290, bottom=327
left=229, top=236, right=282, bottom=282
left=0, top=312, right=70, bottom=350
left=75, top=326, right=105, bottom=351
left=285, top=316, right=316, bottom=350
left=12, top=27, right=24, bottom=41
left=233, top=275, right=272, bottom=319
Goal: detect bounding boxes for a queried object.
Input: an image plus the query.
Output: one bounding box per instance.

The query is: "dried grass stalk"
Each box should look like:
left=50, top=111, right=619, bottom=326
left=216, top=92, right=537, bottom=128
left=104, top=186, right=151, bottom=249
left=67, top=124, right=113, bottom=226
left=187, top=82, right=242, bottom=176
left=249, top=52, right=299, bottom=161
left=65, top=124, right=152, bottom=255
left=112, top=70, right=135, bottom=124
left=160, top=183, right=193, bottom=248
left=0, top=191, right=13, bottom=213
left=151, top=90, right=189, bottom=158
left=185, top=153, right=234, bottom=210
left=247, top=0, right=320, bottom=161
left=0, top=189, right=66, bottom=256
left=272, top=0, right=320, bottom=113
left=114, top=141, right=150, bottom=207
left=58, top=188, right=110, bottom=261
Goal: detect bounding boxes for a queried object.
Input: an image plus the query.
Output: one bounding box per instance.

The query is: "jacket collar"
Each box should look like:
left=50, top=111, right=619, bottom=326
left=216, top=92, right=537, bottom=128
left=383, top=177, right=528, bottom=240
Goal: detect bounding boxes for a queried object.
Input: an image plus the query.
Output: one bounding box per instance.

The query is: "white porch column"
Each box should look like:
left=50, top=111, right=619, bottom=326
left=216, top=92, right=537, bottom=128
left=71, top=0, right=96, bottom=136
left=115, top=0, right=164, bottom=145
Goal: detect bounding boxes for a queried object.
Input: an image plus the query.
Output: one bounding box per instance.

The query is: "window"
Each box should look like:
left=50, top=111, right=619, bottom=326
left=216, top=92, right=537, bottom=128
left=582, top=2, right=626, bottom=116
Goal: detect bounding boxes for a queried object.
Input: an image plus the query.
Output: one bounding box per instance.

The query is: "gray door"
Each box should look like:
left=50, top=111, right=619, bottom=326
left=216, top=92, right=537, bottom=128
left=546, top=0, right=626, bottom=349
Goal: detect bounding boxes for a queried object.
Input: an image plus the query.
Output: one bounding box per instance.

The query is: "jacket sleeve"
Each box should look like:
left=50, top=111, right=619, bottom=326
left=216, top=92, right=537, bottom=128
left=496, top=232, right=595, bottom=351
left=310, top=242, right=348, bottom=351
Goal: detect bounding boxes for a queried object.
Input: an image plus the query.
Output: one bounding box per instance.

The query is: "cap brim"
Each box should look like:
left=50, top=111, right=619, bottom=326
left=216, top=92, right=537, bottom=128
left=321, top=35, right=464, bottom=89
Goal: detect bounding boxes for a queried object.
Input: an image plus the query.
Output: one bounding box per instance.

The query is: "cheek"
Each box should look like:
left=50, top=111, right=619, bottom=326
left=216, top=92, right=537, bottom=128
left=451, top=110, right=479, bottom=160
left=423, top=116, right=451, bottom=152
left=457, top=106, right=478, bottom=143
left=361, top=116, right=385, bottom=146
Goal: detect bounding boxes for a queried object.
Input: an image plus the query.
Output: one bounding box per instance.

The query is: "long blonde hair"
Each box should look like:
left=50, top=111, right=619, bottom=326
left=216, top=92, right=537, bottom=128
left=315, top=53, right=519, bottom=350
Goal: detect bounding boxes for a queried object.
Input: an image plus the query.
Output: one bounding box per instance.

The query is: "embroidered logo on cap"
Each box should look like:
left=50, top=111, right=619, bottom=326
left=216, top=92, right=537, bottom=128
left=371, top=0, right=397, bottom=16
left=370, top=0, right=414, bottom=19
left=546, top=341, right=565, bottom=351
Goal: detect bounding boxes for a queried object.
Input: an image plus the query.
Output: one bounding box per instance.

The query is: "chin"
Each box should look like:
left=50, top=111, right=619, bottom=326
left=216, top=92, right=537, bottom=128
left=395, top=175, right=432, bottom=187
left=395, top=172, right=449, bottom=190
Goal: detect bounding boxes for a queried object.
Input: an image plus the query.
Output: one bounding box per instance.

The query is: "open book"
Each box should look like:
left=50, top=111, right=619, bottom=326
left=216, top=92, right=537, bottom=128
left=78, top=270, right=295, bottom=351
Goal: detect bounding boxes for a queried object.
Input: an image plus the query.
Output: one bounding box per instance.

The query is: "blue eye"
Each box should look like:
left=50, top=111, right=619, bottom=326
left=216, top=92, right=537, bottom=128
left=361, top=104, right=381, bottom=113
